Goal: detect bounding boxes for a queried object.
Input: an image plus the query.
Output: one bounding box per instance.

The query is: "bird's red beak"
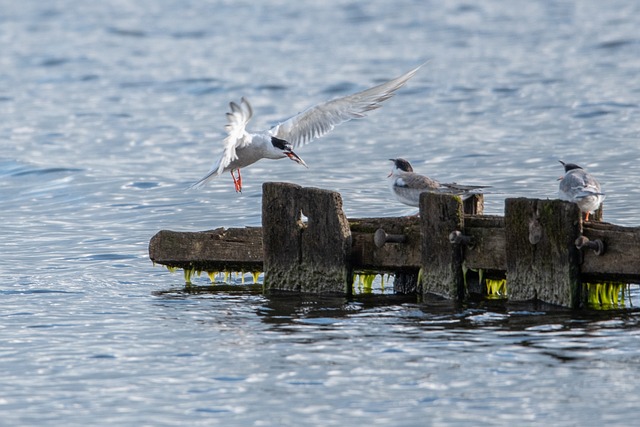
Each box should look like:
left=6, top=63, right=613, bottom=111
left=286, top=150, right=308, bottom=168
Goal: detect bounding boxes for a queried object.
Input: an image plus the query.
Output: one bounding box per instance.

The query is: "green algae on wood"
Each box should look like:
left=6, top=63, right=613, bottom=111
left=486, top=278, right=507, bottom=299
left=352, top=272, right=379, bottom=294
left=585, top=282, right=630, bottom=309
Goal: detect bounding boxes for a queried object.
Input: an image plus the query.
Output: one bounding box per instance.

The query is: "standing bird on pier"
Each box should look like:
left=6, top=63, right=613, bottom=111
left=388, top=158, right=489, bottom=207
left=558, top=160, right=605, bottom=221
left=189, top=64, right=425, bottom=192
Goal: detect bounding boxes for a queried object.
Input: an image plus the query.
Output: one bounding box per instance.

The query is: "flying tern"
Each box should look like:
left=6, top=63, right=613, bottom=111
left=190, top=64, right=424, bottom=192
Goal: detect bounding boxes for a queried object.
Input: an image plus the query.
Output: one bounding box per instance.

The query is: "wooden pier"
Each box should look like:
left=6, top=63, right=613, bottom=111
left=149, top=182, right=640, bottom=308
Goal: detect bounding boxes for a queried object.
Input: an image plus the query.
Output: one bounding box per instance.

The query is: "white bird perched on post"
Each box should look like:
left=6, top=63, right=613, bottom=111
left=388, top=158, right=490, bottom=207
left=558, top=160, right=605, bottom=221
left=189, top=63, right=425, bottom=192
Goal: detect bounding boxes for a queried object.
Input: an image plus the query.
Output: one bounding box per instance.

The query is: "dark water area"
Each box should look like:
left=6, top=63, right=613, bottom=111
left=1, top=0, right=640, bottom=425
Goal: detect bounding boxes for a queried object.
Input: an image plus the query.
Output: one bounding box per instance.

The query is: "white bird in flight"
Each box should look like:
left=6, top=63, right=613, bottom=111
left=558, top=160, right=605, bottom=221
left=190, top=64, right=425, bottom=192
left=388, top=158, right=489, bottom=207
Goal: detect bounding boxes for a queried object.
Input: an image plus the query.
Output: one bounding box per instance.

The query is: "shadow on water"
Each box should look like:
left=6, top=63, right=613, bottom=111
left=153, top=284, right=640, bottom=331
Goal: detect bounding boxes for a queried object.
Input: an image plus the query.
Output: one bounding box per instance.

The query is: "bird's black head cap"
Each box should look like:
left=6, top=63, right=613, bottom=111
left=271, top=136, right=293, bottom=152
left=559, top=160, right=583, bottom=172
left=390, top=158, right=414, bottom=173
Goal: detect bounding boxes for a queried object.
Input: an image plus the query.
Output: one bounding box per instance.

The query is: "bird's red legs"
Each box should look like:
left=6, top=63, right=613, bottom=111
left=230, top=170, right=243, bottom=192
left=584, top=212, right=590, bottom=222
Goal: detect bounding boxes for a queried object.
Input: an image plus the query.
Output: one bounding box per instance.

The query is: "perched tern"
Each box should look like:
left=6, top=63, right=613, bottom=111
left=190, top=64, right=424, bottom=192
left=388, top=158, right=489, bottom=207
left=558, top=160, right=605, bottom=221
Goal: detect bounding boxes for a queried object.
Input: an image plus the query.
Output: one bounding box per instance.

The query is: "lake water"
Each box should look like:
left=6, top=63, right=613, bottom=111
left=2, top=0, right=640, bottom=425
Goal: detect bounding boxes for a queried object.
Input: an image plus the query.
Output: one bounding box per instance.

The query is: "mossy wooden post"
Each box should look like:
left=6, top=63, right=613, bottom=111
left=463, top=193, right=484, bottom=216
left=262, top=182, right=352, bottom=294
left=419, top=192, right=465, bottom=299
left=504, top=198, right=583, bottom=308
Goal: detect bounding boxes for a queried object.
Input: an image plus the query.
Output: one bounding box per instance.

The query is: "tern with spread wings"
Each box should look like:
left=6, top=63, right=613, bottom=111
left=190, top=64, right=424, bottom=192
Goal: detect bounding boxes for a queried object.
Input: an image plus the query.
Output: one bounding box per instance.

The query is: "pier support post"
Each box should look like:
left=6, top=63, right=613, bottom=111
left=504, top=198, right=583, bottom=308
left=463, top=193, right=484, bottom=216
left=262, top=182, right=352, bottom=294
left=419, top=193, right=465, bottom=299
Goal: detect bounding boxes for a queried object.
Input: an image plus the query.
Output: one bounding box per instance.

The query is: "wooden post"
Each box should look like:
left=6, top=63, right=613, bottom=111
left=299, top=186, right=352, bottom=293
left=262, top=182, right=301, bottom=292
left=593, top=203, right=604, bottom=222
left=419, top=192, right=465, bottom=299
left=262, top=182, right=352, bottom=294
left=463, top=193, right=484, bottom=216
left=504, top=198, right=583, bottom=308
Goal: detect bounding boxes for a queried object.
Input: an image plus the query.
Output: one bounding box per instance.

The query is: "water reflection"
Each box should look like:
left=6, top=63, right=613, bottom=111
left=153, top=284, right=640, bottom=333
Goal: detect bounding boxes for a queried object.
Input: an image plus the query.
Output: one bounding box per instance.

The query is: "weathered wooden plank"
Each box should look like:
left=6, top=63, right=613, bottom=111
left=262, top=183, right=351, bottom=294
left=420, top=192, right=465, bottom=299
left=349, top=216, right=421, bottom=294
left=349, top=217, right=421, bottom=270
left=580, top=222, right=640, bottom=282
left=463, top=216, right=506, bottom=271
left=262, top=182, right=303, bottom=292
left=148, top=190, right=639, bottom=301
left=505, top=198, right=583, bottom=307
left=148, top=228, right=263, bottom=272
left=148, top=217, right=424, bottom=274
left=299, top=186, right=352, bottom=293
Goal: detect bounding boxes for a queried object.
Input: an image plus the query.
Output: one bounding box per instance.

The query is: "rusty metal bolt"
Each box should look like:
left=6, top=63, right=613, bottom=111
left=374, top=228, right=406, bottom=248
left=449, top=230, right=473, bottom=247
left=575, top=236, right=605, bottom=256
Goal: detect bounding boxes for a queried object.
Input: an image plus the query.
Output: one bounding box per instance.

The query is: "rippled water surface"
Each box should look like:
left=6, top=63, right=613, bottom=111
left=2, top=1, right=640, bottom=425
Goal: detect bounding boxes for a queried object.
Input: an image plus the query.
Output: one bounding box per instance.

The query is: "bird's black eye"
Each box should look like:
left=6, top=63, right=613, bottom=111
left=271, top=136, right=289, bottom=151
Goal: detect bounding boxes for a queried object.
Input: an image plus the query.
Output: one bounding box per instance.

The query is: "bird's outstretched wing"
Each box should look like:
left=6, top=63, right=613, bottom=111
left=224, top=97, right=253, bottom=148
left=269, top=63, right=424, bottom=148
left=189, top=98, right=253, bottom=189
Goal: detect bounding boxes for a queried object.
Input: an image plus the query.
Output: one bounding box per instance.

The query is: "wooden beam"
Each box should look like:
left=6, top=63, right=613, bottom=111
left=262, top=183, right=351, bottom=294
left=462, top=215, right=506, bottom=271
left=580, top=222, right=640, bottom=283
left=505, top=198, right=582, bottom=308
left=148, top=191, right=640, bottom=304
left=349, top=216, right=421, bottom=270
left=420, top=192, right=465, bottom=299
left=148, top=228, right=262, bottom=272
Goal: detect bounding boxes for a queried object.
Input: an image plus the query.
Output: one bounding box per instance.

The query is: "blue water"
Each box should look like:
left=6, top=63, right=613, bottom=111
left=2, top=0, right=640, bottom=425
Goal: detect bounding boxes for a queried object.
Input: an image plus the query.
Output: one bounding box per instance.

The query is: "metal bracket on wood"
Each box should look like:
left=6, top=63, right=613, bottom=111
left=575, top=236, right=605, bottom=256
left=374, top=228, right=406, bottom=248
left=449, top=230, right=473, bottom=248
